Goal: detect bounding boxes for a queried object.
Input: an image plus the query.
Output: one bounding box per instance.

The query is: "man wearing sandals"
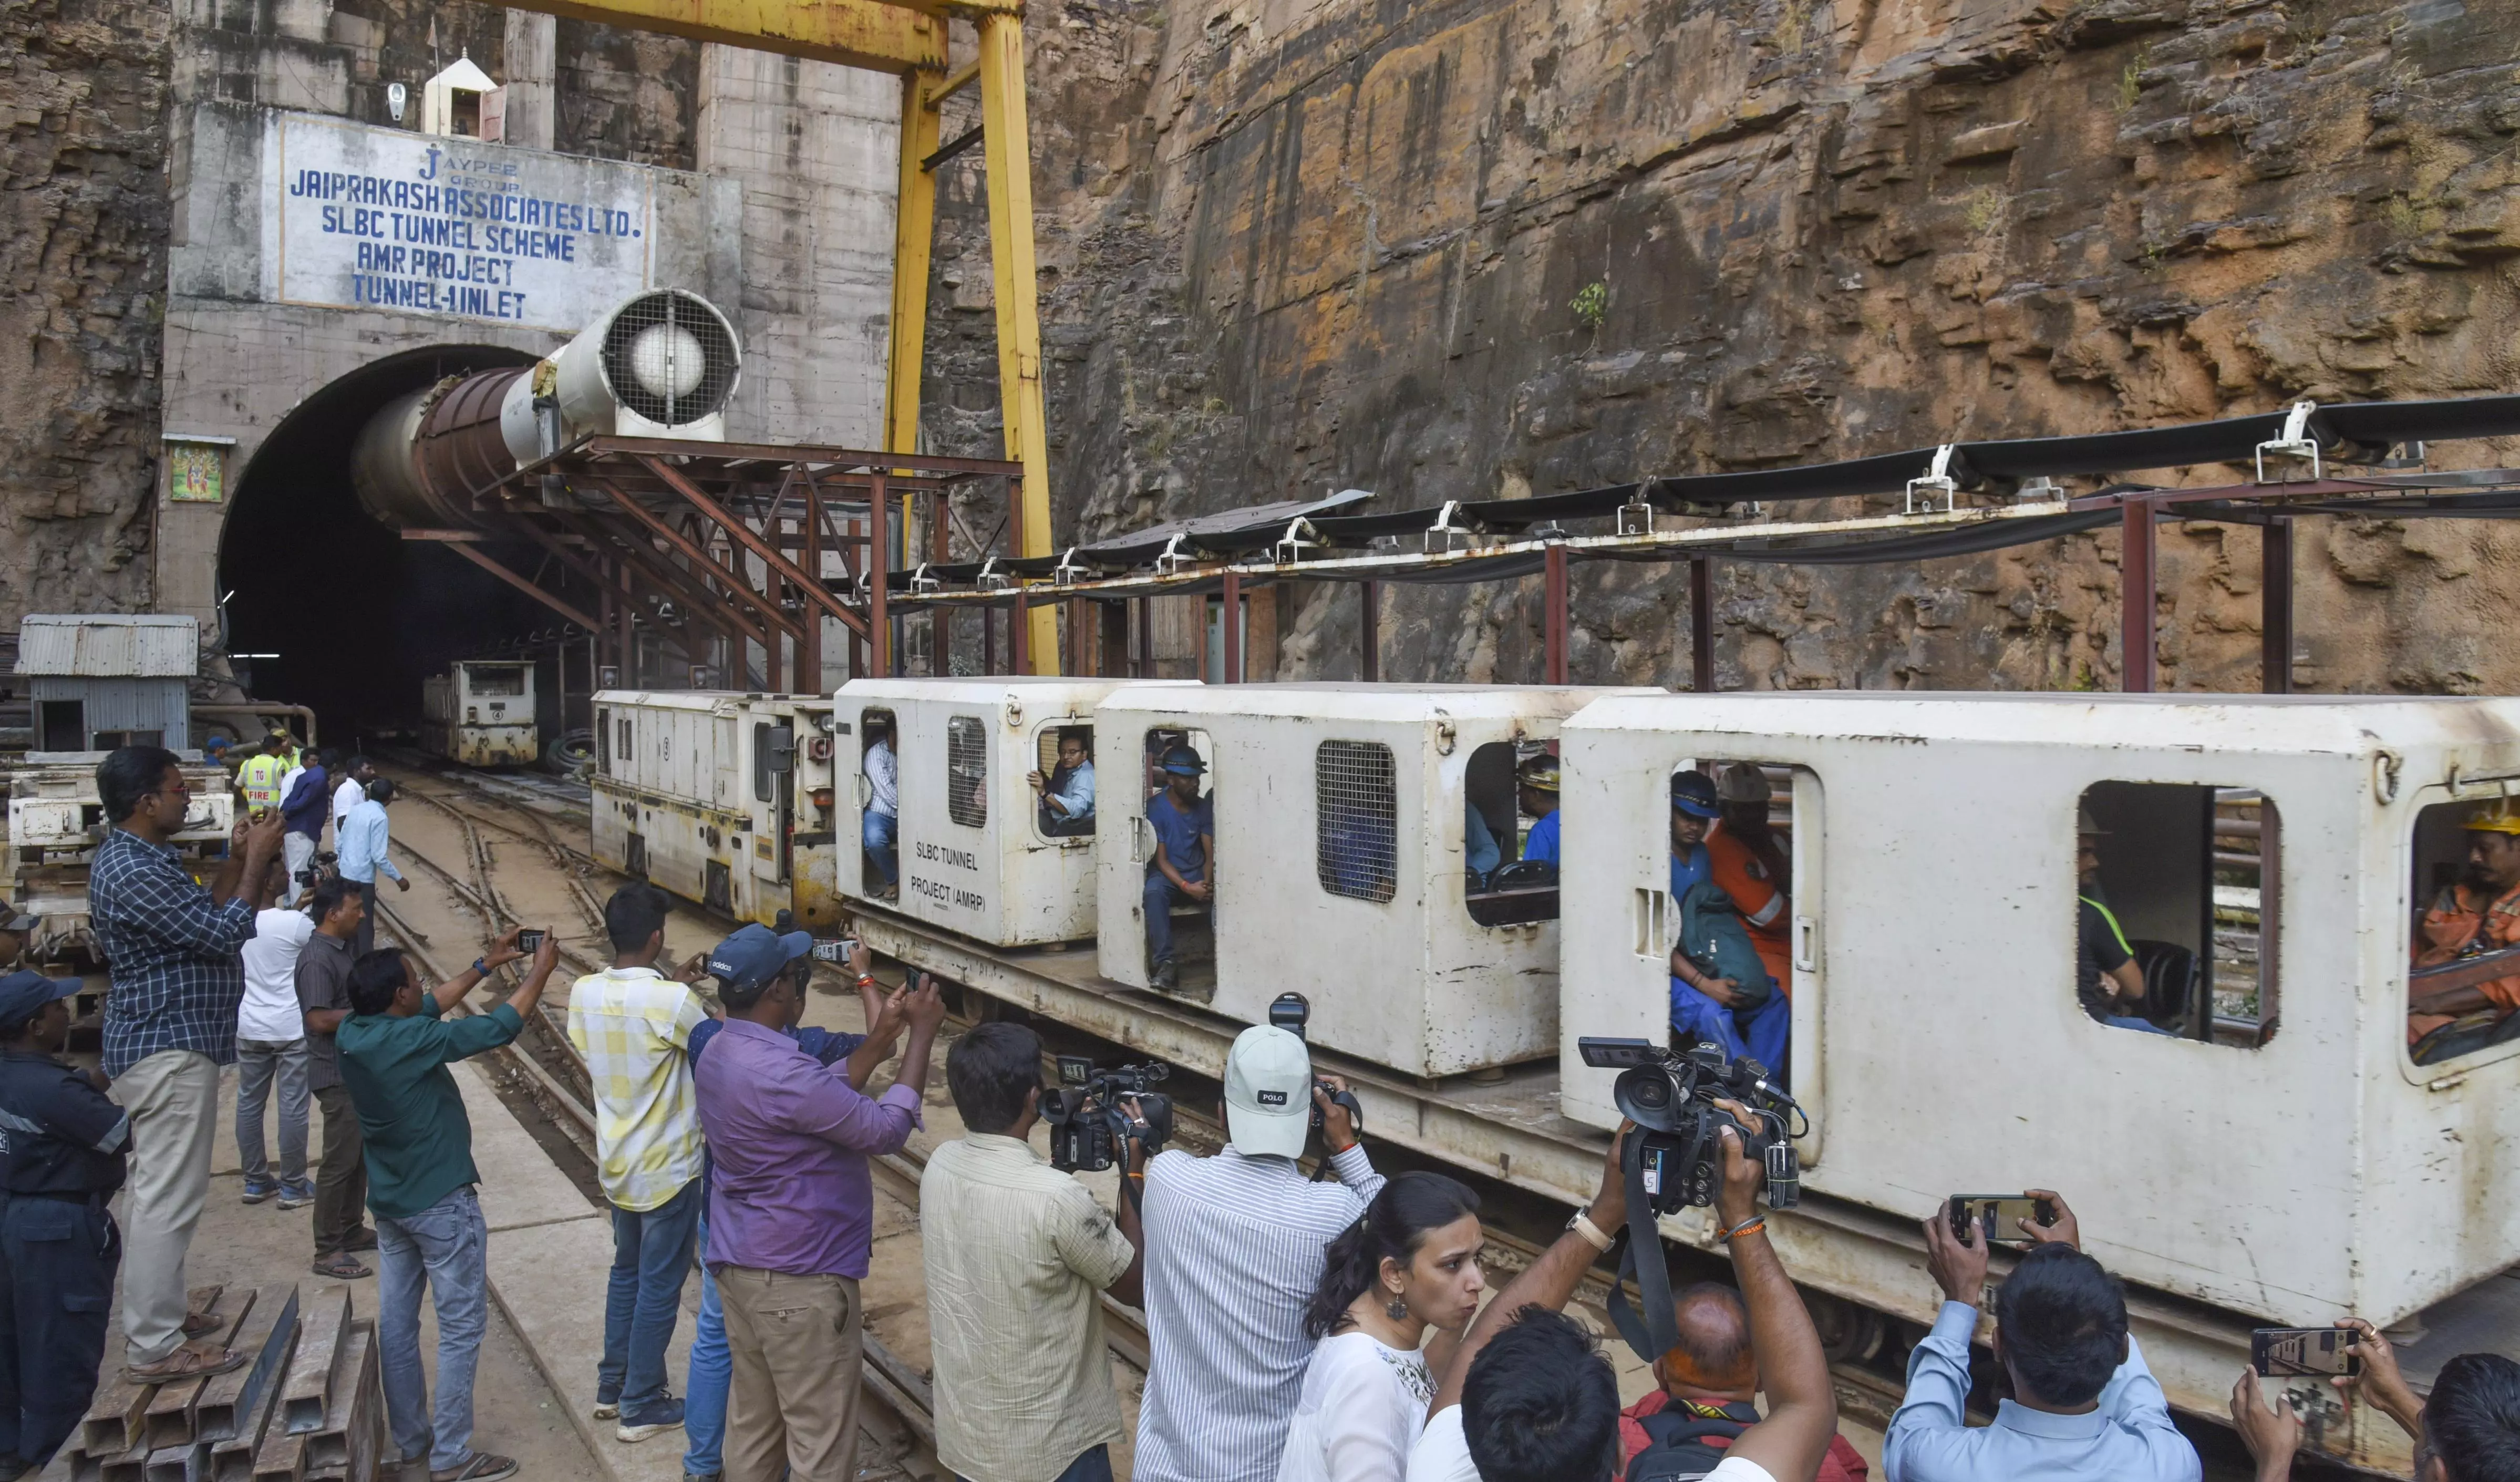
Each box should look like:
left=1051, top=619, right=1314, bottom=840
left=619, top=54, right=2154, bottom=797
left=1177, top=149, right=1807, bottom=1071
left=87, top=746, right=288, bottom=1385
left=338, top=928, right=560, bottom=1482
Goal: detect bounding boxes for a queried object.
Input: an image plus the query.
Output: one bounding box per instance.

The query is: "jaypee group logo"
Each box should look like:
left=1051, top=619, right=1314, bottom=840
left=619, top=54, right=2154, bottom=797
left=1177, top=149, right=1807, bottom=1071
left=273, top=115, right=657, bottom=332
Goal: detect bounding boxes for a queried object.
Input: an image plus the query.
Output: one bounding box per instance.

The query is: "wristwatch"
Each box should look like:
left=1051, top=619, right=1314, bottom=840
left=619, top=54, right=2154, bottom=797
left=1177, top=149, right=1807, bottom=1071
left=470, top=958, right=489, bottom=978
left=1567, top=1209, right=1615, bottom=1253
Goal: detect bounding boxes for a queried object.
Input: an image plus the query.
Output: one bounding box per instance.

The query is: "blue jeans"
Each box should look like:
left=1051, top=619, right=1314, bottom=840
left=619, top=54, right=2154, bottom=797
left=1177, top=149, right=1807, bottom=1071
left=0, top=1196, right=118, bottom=1465
left=601, top=1176, right=700, bottom=1412
left=863, top=811, right=898, bottom=886
left=2105, top=1014, right=2181, bottom=1036
left=958, top=1445, right=1111, bottom=1482
left=1670, top=979, right=1791, bottom=1074
left=377, top=1186, right=489, bottom=1472
left=683, top=1208, right=728, bottom=1477
left=1143, top=873, right=1203, bottom=963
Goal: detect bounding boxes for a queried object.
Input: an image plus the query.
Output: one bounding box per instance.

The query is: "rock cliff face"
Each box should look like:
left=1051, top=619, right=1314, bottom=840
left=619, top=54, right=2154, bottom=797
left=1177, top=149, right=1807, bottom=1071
left=918, top=0, right=2520, bottom=693
left=3, top=0, right=171, bottom=619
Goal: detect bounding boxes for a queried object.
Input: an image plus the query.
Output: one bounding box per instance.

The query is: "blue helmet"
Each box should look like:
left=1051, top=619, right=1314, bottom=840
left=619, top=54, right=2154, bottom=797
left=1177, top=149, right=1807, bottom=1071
left=1160, top=745, right=1207, bottom=777
left=1670, top=771, right=1721, bottom=819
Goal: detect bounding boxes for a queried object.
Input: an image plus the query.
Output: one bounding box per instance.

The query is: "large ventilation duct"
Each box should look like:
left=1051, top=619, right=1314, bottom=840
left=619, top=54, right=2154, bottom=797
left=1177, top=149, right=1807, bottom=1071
left=352, top=289, right=742, bottom=530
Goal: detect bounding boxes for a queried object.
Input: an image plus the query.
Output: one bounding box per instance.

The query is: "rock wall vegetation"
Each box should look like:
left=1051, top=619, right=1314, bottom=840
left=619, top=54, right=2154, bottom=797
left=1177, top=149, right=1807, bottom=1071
left=916, top=0, right=2520, bottom=693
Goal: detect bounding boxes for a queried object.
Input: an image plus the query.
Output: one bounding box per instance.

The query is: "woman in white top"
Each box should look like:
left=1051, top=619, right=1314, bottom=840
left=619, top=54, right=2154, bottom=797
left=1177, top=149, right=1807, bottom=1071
left=1278, top=1171, right=1489, bottom=1482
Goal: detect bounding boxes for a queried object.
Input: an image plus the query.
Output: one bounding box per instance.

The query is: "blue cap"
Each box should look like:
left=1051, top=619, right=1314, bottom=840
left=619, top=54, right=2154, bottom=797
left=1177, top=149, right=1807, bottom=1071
left=1671, top=771, right=1721, bottom=819
left=0, top=971, right=78, bottom=1032
left=705, top=923, right=813, bottom=992
left=1160, top=745, right=1206, bottom=777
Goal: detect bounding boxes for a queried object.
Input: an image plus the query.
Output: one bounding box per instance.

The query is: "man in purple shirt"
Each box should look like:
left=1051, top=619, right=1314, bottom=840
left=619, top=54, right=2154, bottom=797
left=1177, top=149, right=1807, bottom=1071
left=692, top=927, right=945, bottom=1482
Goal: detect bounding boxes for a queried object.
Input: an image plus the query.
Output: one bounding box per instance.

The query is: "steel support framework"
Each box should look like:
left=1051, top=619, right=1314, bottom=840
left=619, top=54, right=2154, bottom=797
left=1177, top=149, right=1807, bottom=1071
left=464, top=0, right=1059, bottom=676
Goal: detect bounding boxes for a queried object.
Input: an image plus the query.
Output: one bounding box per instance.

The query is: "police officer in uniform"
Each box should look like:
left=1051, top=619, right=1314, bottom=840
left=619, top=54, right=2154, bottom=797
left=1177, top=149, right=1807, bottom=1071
left=0, top=970, right=129, bottom=1471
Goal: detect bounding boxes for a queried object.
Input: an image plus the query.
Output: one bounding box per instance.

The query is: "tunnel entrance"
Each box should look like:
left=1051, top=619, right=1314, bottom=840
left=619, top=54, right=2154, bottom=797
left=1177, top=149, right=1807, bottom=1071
left=216, top=344, right=550, bottom=746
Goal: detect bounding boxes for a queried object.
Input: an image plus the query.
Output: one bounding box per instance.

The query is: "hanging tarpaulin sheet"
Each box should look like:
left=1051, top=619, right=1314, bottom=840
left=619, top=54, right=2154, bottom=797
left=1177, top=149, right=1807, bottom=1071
left=263, top=111, right=656, bottom=332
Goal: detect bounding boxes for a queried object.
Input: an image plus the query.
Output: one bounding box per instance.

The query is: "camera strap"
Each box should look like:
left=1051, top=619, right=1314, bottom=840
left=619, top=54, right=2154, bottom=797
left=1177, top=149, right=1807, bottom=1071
left=1603, top=1131, right=1682, bottom=1363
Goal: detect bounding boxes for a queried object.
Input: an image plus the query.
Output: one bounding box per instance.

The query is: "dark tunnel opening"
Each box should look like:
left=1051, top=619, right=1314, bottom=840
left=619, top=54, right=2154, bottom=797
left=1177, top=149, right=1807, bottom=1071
left=216, top=344, right=556, bottom=745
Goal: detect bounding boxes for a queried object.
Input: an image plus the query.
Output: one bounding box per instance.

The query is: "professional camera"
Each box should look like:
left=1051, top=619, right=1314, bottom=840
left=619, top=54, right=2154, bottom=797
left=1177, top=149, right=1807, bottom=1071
left=1039, top=1056, right=1175, bottom=1175
left=1266, top=992, right=1365, bottom=1141
left=1577, top=1037, right=1803, bottom=1215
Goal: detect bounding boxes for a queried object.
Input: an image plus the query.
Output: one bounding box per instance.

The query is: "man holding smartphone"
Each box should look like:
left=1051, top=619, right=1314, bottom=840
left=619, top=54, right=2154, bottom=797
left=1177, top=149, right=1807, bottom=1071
left=2233, top=1321, right=2520, bottom=1482
left=1885, top=1192, right=2201, bottom=1482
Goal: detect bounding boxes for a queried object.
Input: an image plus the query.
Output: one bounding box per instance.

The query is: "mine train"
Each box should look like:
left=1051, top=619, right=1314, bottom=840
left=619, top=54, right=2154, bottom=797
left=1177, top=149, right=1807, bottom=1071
left=587, top=676, right=2520, bottom=1473
left=420, top=661, right=541, bottom=768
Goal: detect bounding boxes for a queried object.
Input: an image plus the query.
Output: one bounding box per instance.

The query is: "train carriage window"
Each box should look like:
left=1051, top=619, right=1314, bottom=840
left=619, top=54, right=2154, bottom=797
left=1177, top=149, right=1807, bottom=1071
left=1464, top=741, right=1560, bottom=926
left=616, top=717, right=634, bottom=770
left=859, top=708, right=899, bottom=897
left=469, top=666, right=527, bottom=697
left=1316, top=741, right=1398, bottom=903
left=2076, top=783, right=2278, bottom=1047
left=2407, top=797, right=2520, bottom=1065
left=753, top=723, right=772, bottom=802
left=1032, top=724, right=1096, bottom=842
left=1661, top=761, right=1799, bottom=1063
left=946, top=715, right=988, bottom=828
left=597, top=708, right=611, bottom=769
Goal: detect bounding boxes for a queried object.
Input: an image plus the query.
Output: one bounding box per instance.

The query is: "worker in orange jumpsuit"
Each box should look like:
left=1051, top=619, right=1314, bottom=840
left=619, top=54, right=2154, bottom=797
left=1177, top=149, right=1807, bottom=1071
left=2409, top=803, right=2520, bottom=1043
left=1704, top=763, right=1792, bottom=991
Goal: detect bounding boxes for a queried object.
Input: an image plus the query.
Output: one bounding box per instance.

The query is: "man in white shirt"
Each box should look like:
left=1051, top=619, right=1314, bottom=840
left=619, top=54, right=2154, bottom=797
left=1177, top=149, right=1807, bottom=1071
left=332, top=757, right=371, bottom=847
left=1134, top=1026, right=1377, bottom=1482
left=335, top=777, right=407, bottom=955
left=234, top=858, right=315, bottom=1208
left=1410, top=1112, right=1839, bottom=1482
left=863, top=726, right=899, bottom=897
left=566, top=886, right=708, bottom=1443
left=1884, top=1194, right=2199, bottom=1482
left=922, top=1022, right=1141, bottom=1482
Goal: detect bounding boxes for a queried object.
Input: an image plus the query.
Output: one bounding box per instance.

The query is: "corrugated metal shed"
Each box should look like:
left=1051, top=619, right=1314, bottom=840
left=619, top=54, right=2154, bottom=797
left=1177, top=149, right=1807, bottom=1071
left=15, top=615, right=199, bottom=677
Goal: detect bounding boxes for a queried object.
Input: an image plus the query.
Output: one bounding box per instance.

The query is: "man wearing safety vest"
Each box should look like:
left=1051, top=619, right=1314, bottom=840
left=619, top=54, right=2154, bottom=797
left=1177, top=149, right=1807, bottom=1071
left=2075, top=809, right=2175, bottom=1035
left=236, top=731, right=294, bottom=819
left=2409, top=802, right=2520, bottom=1043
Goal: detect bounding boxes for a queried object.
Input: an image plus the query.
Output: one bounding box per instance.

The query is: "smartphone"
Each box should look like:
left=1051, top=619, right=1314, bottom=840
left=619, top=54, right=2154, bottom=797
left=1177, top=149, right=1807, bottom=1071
left=516, top=928, right=546, bottom=954
left=1947, top=1194, right=2058, bottom=1247
left=2254, top=1327, right=2362, bottom=1378
left=811, top=937, right=860, bottom=963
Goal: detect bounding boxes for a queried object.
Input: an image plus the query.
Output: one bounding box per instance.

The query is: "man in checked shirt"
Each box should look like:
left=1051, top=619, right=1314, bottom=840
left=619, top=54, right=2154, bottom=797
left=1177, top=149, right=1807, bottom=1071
left=86, top=746, right=287, bottom=1382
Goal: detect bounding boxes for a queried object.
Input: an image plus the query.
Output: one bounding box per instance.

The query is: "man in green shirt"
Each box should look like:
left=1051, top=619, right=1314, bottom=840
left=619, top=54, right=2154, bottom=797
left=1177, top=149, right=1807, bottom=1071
left=338, top=927, right=557, bottom=1482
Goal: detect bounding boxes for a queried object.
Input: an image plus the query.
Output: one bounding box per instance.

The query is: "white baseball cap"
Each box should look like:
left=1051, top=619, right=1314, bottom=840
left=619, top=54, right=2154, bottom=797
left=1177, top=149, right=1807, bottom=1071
left=1223, top=1025, right=1313, bottom=1159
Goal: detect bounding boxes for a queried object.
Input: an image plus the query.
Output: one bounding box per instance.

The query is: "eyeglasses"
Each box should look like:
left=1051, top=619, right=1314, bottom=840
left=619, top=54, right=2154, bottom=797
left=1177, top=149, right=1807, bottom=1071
left=146, top=778, right=194, bottom=799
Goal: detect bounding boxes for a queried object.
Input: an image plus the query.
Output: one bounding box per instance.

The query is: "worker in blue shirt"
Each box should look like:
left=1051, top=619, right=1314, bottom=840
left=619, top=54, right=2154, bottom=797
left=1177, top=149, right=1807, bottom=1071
left=1515, top=755, right=1562, bottom=867
left=1465, top=805, right=1501, bottom=886
left=1028, top=727, right=1097, bottom=839
left=1665, top=772, right=1789, bottom=1070
left=336, top=777, right=407, bottom=955
left=0, top=970, right=131, bottom=1467
left=1142, top=746, right=1213, bottom=993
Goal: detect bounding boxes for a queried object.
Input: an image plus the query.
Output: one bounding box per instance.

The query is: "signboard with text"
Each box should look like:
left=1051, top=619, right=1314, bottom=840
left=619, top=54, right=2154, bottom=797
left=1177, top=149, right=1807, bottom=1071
left=267, top=113, right=655, bottom=333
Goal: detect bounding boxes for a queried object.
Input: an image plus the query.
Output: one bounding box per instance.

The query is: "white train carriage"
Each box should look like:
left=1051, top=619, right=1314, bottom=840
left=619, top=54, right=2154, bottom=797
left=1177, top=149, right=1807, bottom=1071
left=1096, top=683, right=1655, bottom=1078
left=834, top=677, right=1193, bottom=948
left=1559, top=694, right=2520, bottom=1371
left=422, top=661, right=540, bottom=768
left=590, top=690, right=846, bottom=932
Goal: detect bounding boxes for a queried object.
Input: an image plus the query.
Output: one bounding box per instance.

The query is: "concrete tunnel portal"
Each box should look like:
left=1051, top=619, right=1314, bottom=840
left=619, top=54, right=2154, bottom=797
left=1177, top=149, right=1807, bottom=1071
left=216, top=343, right=556, bottom=745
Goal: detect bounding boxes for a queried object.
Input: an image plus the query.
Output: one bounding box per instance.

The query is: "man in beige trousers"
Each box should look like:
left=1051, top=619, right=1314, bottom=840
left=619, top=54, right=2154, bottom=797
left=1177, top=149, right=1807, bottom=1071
left=86, top=745, right=286, bottom=1382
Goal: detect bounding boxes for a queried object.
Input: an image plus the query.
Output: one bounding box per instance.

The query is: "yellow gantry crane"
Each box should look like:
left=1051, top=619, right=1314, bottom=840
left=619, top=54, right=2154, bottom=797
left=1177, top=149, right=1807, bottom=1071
left=498, top=0, right=1061, bottom=669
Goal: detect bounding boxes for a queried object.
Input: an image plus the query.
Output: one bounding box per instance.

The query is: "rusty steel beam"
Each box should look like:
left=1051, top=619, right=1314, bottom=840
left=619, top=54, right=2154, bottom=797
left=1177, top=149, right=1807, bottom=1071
left=2122, top=496, right=2158, bottom=693
left=2263, top=516, right=2294, bottom=695
left=580, top=437, right=1019, bottom=479
left=572, top=520, right=771, bottom=655
left=439, top=540, right=601, bottom=631
left=637, top=455, right=870, bottom=640
left=567, top=499, right=791, bottom=650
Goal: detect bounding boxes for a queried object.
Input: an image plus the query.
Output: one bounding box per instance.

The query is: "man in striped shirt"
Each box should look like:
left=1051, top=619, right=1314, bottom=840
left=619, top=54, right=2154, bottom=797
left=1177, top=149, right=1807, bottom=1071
left=567, top=886, right=710, bottom=1444
left=1134, top=1025, right=1382, bottom=1482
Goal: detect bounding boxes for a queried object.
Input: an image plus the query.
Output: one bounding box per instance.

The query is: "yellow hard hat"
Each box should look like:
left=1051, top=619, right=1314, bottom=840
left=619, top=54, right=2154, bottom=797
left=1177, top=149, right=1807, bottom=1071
left=2465, top=802, right=2520, bottom=835
left=1516, top=755, right=1561, bottom=793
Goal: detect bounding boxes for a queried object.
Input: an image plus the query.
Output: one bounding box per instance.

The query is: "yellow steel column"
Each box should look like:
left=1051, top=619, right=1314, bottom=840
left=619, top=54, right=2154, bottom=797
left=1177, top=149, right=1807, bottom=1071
left=882, top=69, right=941, bottom=461
left=977, top=12, right=1057, bottom=672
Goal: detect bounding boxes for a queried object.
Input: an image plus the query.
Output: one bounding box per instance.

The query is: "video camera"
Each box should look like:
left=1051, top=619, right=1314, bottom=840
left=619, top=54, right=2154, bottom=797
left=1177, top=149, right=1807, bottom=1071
left=1266, top=992, right=1365, bottom=1145
left=1580, top=1036, right=1809, bottom=1365
left=1039, top=1056, right=1174, bottom=1176
left=1579, top=1037, right=1801, bottom=1214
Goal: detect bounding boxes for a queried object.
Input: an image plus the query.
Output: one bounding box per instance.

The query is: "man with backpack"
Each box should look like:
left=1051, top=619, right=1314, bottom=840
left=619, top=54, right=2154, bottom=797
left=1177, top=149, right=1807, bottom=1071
left=1667, top=773, right=1789, bottom=1072
left=1618, top=1282, right=1868, bottom=1481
